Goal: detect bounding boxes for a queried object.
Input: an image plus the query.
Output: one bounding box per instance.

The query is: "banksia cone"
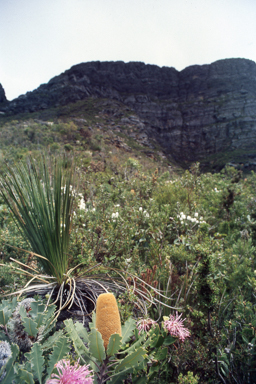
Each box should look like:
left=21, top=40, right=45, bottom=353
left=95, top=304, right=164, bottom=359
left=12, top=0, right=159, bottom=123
left=95, top=292, right=122, bottom=349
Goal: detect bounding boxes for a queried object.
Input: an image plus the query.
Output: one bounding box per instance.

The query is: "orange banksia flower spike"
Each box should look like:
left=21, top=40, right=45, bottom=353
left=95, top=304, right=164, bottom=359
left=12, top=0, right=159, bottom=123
left=95, top=292, right=122, bottom=349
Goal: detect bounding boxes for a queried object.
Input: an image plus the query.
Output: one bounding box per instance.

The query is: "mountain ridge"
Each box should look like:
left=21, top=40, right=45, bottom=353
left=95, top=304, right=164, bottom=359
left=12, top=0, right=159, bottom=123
left=1, top=58, right=256, bottom=169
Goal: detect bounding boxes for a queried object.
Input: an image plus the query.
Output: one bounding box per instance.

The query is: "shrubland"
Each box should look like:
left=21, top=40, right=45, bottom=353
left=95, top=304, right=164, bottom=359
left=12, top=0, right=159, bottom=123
left=0, top=108, right=255, bottom=383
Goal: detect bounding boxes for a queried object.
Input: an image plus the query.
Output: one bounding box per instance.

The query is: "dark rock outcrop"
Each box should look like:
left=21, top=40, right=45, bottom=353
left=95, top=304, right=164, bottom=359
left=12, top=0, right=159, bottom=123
left=1, top=58, right=256, bottom=166
left=0, top=84, right=7, bottom=104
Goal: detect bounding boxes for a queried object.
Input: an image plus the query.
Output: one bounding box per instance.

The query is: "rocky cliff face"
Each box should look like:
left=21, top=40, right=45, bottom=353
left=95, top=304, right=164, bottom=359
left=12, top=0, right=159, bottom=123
left=1, top=58, right=256, bottom=166
left=0, top=84, right=7, bottom=104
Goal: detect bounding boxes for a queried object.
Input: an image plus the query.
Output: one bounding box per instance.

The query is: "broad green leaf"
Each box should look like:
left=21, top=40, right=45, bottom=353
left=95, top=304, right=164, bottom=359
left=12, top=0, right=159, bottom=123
left=149, top=324, right=160, bottom=348
left=115, top=347, right=146, bottom=372
left=154, top=346, right=168, bottom=360
left=46, top=336, right=70, bottom=378
left=163, top=335, right=177, bottom=346
left=88, top=328, right=106, bottom=363
left=153, top=335, right=164, bottom=348
left=107, top=333, right=122, bottom=356
left=133, top=376, right=148, bottom=384
left=16, top=368, right=34, bottom=384
left=22, top=317, right=38, bottom=337
left=25, top=342, right=44, bottom=384
left=0, top=344, right=19, bottom=384
left=75, top=321, right=89, bottom=344
left=0, top=309, right=11, bottom=326
left=121, top=317, right=136, bottom=344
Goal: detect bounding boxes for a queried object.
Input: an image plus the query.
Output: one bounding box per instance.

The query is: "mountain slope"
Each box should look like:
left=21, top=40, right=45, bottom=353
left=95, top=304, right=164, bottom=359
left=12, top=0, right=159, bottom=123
left=1, top=58, right=256, bottom=170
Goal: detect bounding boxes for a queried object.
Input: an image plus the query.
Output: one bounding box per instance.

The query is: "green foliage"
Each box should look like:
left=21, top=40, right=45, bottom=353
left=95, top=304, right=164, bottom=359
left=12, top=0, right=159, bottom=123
left=178, top=371, right=199, bottom=384
left=64, top=315, right=181, bottom=384
left=1, top=123, right=256, bottom=383
left=0, top=154, right=75, bottom=284
left=0, top=298, right=70, bottom=383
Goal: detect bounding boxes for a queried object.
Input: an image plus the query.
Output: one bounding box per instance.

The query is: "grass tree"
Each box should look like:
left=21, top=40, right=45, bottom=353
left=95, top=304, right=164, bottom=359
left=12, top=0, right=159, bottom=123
left=0, top=154, right=174, bottom=322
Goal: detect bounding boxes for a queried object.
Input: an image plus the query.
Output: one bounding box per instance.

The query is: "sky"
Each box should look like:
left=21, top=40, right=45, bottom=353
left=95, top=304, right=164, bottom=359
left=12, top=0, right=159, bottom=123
left=1, top=0, right=256, bottom=101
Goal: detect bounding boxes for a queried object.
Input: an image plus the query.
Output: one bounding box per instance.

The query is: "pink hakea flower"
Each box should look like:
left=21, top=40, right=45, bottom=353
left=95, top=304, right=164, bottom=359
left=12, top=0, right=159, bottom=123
left=163, top=312, right=190, bottom=342
left=136, top=318, right=157, bottom=335
left=46, top=359, right=94, bottom=384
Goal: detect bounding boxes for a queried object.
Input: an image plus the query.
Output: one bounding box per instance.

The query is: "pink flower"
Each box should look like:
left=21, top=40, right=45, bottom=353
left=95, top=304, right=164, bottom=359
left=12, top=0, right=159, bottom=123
left=136, top=318, right=157, bottom=335
left=46, top=359, right=94, bottom=384
left=163, top=312, right=190, bottom=342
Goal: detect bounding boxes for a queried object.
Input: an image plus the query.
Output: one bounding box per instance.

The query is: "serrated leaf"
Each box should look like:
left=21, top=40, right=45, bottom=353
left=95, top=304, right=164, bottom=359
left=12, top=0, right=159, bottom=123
left=41, top=329, right=64, bottom=351
left=16, top=368, right=34, bottom=384
left=64, top=319, right=91, bottom=363
left=25, top=342, right=44, bottom=384
left=115, top=347, right=146, bottom=372
left=19, top=304, right=28, bottom=319
left=0, top=308, right=11, bottom=326
left=119, top=332, right=147, bottom=355
left=75, top=321, right=89, bottom=344
left=29, top=302, right=47, bottom=328
left=46, top=336, right=70, bottom=378
left=107, top=333, right=122, bottom=356
left=30, top=302, right=46, bottom=317
left=43, top=305, right=56, bottom=327
left=121, top=317, right=136, bottom=344
left=0, top=297, right=17, bottom=312
left=0, top=344, right=19, bottom=384
left=89, top=328, right=106, bottom=362
left=22, top=317, right=38, bottom=337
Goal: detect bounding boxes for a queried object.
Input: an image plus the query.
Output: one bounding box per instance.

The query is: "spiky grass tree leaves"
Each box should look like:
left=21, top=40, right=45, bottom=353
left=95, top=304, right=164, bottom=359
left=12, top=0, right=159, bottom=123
left=0, top=343, right=19, bottom=384
left=89, top=328, right=106, bottom=363
left=107, top=333, right=122, bottom=357
left=25, top=342, right=44, bottom=384
left=121, top=317, right=136, bottom=345
left=0, top=154, right=75, bottom=285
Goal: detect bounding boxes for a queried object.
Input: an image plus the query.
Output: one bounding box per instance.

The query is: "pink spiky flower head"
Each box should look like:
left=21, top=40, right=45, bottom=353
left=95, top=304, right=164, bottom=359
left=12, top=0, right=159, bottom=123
left=136, top=318, right=157, bottom=335
left=163, top=312, right=190, bottom=342
left=46, top=359, right=94, bottom=384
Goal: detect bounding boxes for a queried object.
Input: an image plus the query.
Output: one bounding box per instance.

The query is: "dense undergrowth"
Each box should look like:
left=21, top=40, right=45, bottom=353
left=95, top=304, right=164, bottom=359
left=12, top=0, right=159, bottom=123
left=0, top=109, right=256, bottom=383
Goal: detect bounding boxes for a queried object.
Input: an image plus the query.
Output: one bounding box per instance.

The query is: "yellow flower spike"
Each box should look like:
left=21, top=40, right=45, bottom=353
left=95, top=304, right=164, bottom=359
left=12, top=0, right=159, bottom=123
left=95, top=292, right=122, bottom=349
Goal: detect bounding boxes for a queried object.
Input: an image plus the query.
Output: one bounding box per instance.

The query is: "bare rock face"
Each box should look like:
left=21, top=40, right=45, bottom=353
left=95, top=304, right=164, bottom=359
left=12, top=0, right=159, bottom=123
left=0, top=84, right=7, bottom=104
left=1, top=58, right=256, bottom=166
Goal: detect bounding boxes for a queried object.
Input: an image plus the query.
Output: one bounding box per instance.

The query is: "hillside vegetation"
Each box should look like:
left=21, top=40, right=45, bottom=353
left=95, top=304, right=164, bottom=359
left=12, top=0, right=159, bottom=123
left=0, top=100, right=255, bottom=383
